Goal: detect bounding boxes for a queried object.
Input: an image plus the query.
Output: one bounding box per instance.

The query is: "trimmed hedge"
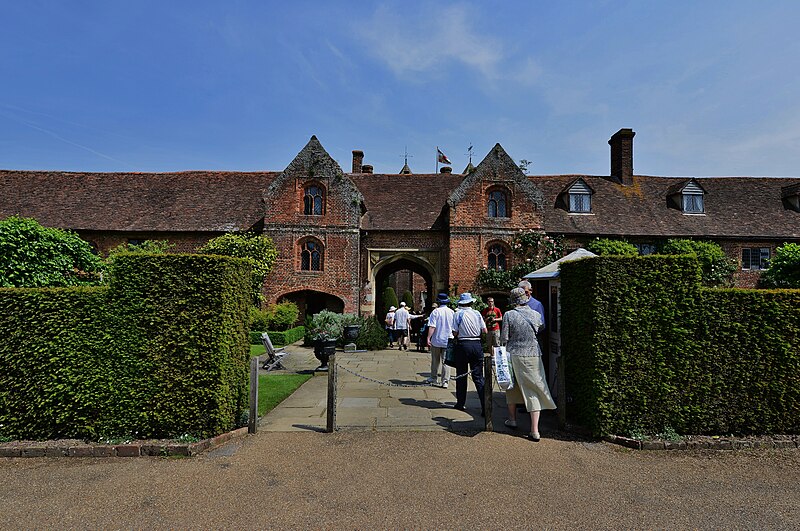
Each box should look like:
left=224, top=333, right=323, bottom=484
left=0, top=254, right=252, bottom=441
left=561, top=255, right=800, bottom=437
left=250, top=326, right=305, bottom=346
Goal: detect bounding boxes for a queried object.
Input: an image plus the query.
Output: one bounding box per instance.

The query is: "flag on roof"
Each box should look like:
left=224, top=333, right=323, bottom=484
left=437, top=148, right=451, bottom=165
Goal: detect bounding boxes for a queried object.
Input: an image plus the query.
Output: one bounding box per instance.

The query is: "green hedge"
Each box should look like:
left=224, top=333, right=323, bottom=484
left=560, top=255, right=800, bottom=437
left=0, top=254, right=252, bottom=441
left=250, top=326, right=305, bottom=346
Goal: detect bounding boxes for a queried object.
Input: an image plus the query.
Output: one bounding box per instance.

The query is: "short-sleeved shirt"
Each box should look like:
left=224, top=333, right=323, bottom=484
left=427, top=306, right=455, bottom=348
left=482, top=306, right=502, bottom=331
left=394, top=307, right=410, bottom=330
left=385, top=311, right=395, bottom=328
left=454, top=307, right=487, bottom=339
left=527, top=297, right=546, bottom=330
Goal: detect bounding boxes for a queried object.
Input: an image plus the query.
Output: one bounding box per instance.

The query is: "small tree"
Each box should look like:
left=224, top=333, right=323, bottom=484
left=0, top=215, right=104, bottom=287
left=760, top=243, right=800, bottom=288
left=401, top=290, right=414, bottom=309
left=660, top=239, right=736, bottom=287
left=382, top=286, right=399, bottom=317
left=199, top=232, right=278, bottom=303
left=587, top=238, right=638, bottom=257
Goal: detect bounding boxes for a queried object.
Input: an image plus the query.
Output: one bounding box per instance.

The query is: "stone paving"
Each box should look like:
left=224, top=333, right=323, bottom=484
left=258, top=342, right=515, bottom=433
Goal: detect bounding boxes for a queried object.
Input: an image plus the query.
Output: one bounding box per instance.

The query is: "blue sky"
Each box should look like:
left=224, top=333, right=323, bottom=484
left=2, top=1, right=799, bottom=177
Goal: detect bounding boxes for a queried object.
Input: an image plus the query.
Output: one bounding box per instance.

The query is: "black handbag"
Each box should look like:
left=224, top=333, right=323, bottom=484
left=444, top=338, right=458, bottom=367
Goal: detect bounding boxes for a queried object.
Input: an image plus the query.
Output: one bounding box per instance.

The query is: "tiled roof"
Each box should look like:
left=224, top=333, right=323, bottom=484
left=350, top=173, right=464, bottom=230
left=535, top=175, right=800, bottom=239
left=0, top=170, right=277, bottom=232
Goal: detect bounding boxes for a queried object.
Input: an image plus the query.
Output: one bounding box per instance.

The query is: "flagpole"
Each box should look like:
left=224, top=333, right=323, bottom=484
left=435, top=146, right=439, bottom=173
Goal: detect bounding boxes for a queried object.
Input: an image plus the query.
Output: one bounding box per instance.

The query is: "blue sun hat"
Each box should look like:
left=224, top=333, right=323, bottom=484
left=436, top=292, right=450, bottom=304
left=457, top=292, right=476, bottom=305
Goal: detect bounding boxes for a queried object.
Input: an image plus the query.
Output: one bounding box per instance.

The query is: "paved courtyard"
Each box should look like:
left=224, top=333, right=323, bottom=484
left=259, top=343, right=546, bottom=433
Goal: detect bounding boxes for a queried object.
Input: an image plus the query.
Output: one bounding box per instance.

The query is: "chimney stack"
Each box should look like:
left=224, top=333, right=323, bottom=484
left=439, top=166, right=452, bottom=174
left=609, top=128, right=635, bottom=185
left=362, top=164, right=373, bottom=174
left=352, top=150, right=364, bottom=173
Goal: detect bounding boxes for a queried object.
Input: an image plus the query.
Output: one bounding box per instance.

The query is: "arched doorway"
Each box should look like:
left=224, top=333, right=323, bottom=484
left=282, top=290, right=345, bottom=323
left=373, top=256, right=434, bottom=318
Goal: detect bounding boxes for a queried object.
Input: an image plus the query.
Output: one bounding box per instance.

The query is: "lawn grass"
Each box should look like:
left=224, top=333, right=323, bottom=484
left=250, top=344, right=266, bottom=357
left=257, top=373, right=312, bottom=417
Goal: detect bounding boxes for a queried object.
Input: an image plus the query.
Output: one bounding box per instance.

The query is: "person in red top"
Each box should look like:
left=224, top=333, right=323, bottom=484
left=482, top=297, right=503, bottom=357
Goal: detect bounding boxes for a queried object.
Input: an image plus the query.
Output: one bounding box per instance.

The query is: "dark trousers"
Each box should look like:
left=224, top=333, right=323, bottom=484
left=454, top=340, right=485, bottom=413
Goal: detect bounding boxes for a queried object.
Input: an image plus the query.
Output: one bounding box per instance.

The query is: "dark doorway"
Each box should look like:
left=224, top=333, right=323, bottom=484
left=282, top=290, right=345, bottom=323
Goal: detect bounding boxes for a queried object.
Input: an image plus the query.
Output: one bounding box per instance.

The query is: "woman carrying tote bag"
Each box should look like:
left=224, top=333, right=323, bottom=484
left=500, top=287, right=556, bottom=442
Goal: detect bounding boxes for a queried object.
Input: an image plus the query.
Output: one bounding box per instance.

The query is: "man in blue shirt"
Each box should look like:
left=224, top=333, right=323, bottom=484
left=518, top=280, right=545, bottom=330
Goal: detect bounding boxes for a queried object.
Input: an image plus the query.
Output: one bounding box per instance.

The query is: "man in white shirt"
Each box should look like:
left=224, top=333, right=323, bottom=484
left=426, top=293, right=455, bottom=387
left=452, top=293, right=488, bottom=415
left=393, top=302, right=411, bottom=350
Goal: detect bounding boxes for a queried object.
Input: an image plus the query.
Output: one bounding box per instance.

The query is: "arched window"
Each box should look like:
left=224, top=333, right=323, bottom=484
left=304, top=185, right=325, bottom=215
left=488, top=189, right=508, bottom=218
left=488, top=244, right=507, bottom=270
left=300, top=239, right=323, bottom=271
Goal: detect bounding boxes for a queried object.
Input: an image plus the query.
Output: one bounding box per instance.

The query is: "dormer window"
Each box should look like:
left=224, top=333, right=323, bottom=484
left=667, top=179, right=706, bottom=214
left=568, top=179, right=592, bottom=213
left=782, top=183, right=800, bottom=212
left=303, top=184, right=325, bottom=215
left=681, top=181, right=705, bottom=213
left=487, top=189, right=508, bottom=218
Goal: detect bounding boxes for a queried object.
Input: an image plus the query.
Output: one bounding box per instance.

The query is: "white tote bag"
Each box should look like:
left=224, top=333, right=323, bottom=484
left=493, top=346, right=514, bottom=391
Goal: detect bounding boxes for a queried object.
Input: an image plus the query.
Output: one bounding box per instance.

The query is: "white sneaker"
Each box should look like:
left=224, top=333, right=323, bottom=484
left=440, top=380, right=449, bottom=388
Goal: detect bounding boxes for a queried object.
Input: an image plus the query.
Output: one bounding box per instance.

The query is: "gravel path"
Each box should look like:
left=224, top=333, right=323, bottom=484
left=2, top=430, right=799, bottom=529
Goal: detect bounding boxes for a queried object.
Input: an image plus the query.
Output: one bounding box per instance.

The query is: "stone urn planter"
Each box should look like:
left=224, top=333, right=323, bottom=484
left=313, top=337, right=338, bottom=370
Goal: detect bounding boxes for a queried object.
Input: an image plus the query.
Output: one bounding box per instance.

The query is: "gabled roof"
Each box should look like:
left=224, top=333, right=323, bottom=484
left=536, top=175, right=800, bottom=239
left=350, top=172, right=464, bottom=230
left=0, top=170, right=276, bottom=232
left=665, top=178, right=706, bottom=196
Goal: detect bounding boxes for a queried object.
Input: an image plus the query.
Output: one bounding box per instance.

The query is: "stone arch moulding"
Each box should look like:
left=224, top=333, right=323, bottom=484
left=363, top=248, right=444, bottom=316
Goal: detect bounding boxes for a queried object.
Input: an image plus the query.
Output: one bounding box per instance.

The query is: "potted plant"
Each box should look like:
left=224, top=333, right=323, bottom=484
left=308, top=311, right=343, bottom=370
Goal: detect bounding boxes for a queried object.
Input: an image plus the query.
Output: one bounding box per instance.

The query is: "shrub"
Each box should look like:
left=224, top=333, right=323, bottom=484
left=401, top=290, right=414, bottom=308
left=382, top=287, right=399, bottom=317
left=760, top=243, right=800, bottom=288
left=0, top=215, right=104, bottom=287
left=268, top=300, right=299, bottom=331
left=198, top=232, right=278, bottom=303
left=249, top=306, right=270, bottom=332
left=586, top=238, right=638, bottom=256
left=660, top=239, right=736, bottom=287
left=250, top=326, right=305, bottom=346
left=107, top=239, right=173, bottom=256
left=356, top=316, right=389, bottom=350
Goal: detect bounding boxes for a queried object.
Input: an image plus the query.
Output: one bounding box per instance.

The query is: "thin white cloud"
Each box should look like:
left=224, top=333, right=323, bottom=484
left=359, top=3, right=539, bottom=86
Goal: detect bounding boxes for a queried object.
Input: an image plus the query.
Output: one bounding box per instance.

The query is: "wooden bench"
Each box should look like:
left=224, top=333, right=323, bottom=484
left=261, top=332, right=287, bottom=371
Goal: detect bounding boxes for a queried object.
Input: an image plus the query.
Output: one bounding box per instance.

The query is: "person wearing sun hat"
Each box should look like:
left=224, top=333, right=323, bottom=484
left=452, top=292, right=488, bottom=415
left=385, top=305, right=397, bottom=348
left=500, top=287, right=555, bottom=442
left=425, top=293, right=455, bottom=387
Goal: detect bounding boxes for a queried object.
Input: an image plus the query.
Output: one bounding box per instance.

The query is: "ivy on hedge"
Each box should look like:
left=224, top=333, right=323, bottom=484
left=0, top=253, right=252, bottom=441
left=560, top=255, right=800, bottom=437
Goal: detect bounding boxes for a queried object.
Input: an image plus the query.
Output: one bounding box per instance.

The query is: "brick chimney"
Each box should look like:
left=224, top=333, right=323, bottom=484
left=352, top=150, right=364, bottom=173
left=440, top=166, right=452, bottom=174
left=362, top=164, right=373, bottom=174
left=609, top=128, right=635, bottom=185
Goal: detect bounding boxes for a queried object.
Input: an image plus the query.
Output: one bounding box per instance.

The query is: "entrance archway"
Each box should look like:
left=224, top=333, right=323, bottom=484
left=374, top=256, right=434, bottom=318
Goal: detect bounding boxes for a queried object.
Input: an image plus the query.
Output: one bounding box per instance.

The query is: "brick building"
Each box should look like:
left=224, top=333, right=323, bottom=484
left=2, top=129, right=799, bottom=319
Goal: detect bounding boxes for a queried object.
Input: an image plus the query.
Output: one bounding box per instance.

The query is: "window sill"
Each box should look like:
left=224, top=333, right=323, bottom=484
left=682, top=212, right=706, bottom=216
left=567, top=212, right=594, bottom=215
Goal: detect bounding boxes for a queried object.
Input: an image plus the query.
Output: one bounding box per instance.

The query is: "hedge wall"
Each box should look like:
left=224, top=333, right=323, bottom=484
left=560, top=255, right=800, bottom=437
left=250, top=326, right=306, bottom=346
left=0, top=254, right=252, bottom=441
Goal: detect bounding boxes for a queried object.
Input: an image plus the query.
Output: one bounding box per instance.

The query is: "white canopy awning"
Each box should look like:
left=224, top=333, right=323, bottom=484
left=523, top=248, right=597, bottom=279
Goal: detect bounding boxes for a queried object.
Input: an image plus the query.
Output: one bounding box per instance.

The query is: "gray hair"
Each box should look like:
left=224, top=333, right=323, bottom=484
left=518, top=280, right=532, bottom=290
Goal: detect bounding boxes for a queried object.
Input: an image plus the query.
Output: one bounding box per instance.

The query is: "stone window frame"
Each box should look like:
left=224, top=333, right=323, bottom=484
left=299, top=236, right=324, bottom=271
left=303, top=182, right=326, bottom=216
left=487, top=186, right=510, bottom=218
left=741, top=247, right=770, bottom=271
left=486, top=240, right=510, bottom=271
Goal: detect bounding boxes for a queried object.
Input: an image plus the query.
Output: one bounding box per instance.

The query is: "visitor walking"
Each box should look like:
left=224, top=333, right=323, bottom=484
left=501, top=287, right=556, bottom=441
left=517, top=280, right=545, bottom=330
left=394, top=302, right=412, bottom=350
left=385, top=306, right=397, bottom=348
left=425, top=294, right=455, bottom=387
left=452, top=293, right=488, bottom=415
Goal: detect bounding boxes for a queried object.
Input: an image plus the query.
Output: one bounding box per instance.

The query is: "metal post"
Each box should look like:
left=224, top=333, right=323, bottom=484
left=249, top=356, right=259, bottom=434
left=484, top=355, right=493, bottom=431
left=326, top=354, right=337, bottom=433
